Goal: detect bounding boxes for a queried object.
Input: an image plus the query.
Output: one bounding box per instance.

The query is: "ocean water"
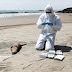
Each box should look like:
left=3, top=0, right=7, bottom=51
left=0, top=10, right=44, bottom=14
left=0, top=10, right=58, bottom=18
left=0, top=10, right=43, bottom=18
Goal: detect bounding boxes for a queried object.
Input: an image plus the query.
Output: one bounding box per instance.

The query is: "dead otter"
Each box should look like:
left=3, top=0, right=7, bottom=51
left=11, top=42, right=27, bottom=55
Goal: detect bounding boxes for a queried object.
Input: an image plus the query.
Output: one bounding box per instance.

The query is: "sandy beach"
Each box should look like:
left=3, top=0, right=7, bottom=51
left=0, top=13, right=72, bottom=72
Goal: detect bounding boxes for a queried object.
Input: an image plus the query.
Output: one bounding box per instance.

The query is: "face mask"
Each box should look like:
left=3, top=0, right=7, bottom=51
left=46, top=13, right=52, bottom=17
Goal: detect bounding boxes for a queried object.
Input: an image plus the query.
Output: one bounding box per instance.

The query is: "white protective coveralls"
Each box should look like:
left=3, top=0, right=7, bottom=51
left=35, top=4, right=62, bottom=51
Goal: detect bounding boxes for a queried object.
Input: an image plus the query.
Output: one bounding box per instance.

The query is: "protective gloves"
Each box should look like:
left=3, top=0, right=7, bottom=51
left=42, top=22, right=53, bottom=26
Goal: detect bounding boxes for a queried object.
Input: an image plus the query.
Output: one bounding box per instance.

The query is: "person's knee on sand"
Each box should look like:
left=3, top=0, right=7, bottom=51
left=45, top=45, right=55, bottom=51
left=45, top=36, right=55, bottom=51
left=35, top=42, right=45, bottom=50
left=35, top=34, right=46, bottom=50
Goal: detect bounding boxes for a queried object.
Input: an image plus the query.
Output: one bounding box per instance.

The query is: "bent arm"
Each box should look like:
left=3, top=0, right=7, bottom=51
left=52, top=17, right=62, bottom=31
left=36, top=15, right=45, bottom=29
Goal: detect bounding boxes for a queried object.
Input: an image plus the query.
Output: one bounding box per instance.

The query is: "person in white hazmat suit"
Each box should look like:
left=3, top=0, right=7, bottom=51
left=35, top=4, right=62, bottom=51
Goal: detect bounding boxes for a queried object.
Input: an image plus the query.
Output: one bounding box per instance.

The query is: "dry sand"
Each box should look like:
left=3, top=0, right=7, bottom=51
left=0, top=13, right=72, bottom=72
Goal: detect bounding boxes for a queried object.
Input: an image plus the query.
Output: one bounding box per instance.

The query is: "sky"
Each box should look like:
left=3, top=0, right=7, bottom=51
left=0, top=0, right=72, bottom=10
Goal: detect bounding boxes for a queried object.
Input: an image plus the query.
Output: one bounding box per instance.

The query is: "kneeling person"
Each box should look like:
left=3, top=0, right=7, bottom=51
left=35, top=4, right=62, bottom=51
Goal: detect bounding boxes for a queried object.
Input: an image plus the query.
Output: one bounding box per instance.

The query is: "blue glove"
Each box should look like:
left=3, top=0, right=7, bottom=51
left=42, top=22, right=48, bottom=25
left=42, top=22, right=53, bottom=26
left=47, top=22, right=53, bottom=26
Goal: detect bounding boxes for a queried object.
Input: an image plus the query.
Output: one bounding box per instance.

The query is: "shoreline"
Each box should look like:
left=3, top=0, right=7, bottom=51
left=0, top=13, right=72, bottom=27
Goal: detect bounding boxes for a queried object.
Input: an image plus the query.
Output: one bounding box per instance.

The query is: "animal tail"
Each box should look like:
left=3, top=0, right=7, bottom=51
left=21, top=43, right=27, bottom=46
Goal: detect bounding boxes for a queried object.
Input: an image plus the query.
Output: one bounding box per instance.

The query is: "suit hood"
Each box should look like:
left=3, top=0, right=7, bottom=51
left=44, top=4, right=54, bottom=15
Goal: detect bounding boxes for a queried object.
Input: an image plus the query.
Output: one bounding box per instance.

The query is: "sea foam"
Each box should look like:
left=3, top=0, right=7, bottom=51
left=0, top=13, right=41, bottom=18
